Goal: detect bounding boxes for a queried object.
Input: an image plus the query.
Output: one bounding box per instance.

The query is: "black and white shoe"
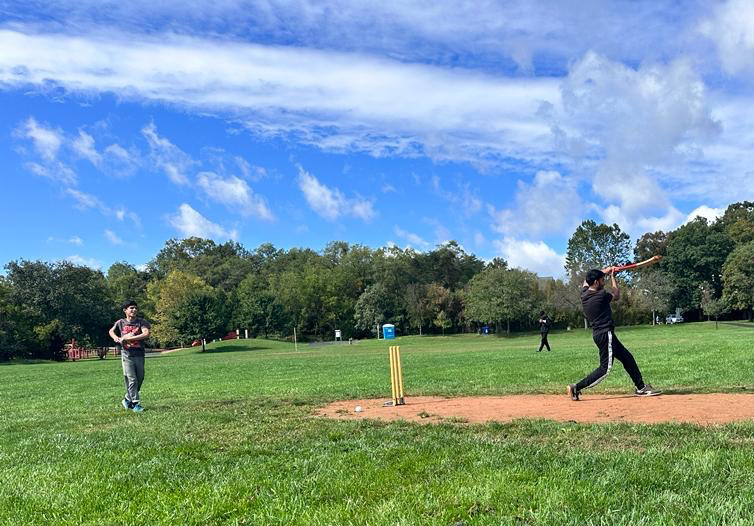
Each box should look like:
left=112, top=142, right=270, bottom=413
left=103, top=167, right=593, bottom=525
left=635, top=384, right=662, bottom=397
left=567, top=384, right=580, bottom=401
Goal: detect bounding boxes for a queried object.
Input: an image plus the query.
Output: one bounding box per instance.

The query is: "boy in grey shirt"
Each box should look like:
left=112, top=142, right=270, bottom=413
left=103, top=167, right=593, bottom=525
left=109, top=300, right=151, bottom=412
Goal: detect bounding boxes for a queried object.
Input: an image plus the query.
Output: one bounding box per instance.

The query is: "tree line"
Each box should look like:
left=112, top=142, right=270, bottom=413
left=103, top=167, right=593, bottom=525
left=1, top=201, right=753, bottom=361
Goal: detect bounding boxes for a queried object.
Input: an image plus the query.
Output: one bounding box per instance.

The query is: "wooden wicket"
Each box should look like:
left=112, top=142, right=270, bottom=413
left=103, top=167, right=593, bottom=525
left=389, top=345, right=405, bottom=406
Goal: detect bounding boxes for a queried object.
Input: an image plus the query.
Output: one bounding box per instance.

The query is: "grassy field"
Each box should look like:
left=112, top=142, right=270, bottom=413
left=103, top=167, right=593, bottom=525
left=2, top=322, right=754, bottom=525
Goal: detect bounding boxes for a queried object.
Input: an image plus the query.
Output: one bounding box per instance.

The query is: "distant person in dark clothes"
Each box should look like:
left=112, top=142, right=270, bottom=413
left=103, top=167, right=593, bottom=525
left=537, top=310, right=552, bottom=352
left=109, top=300, right=151, bottom=412
left=567, top=268, right=661, bottom=401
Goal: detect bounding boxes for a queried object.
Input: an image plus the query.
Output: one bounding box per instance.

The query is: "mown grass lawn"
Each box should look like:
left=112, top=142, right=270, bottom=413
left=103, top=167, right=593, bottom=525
left=2, top=321, right=754, bottom=525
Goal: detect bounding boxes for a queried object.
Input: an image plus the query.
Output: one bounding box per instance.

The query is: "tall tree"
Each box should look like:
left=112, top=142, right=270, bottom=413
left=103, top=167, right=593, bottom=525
left=663, top=217, right=734, bottom=314
left=354, top=283, right=395, bottom=338
left=403, top=283, right=431, bottom=335
left=633, top=270, right=673, bottom=325
left=169, top=288, right=226, bottom=352
left=633, top=231, right=669, bottom=261
left=721, top=240, right=754, bottom=320
left=719, top=201, right=754, bottom=245
left=565, top=220, right=631, bottom=278
left=147, top=270, right=212, bottom=346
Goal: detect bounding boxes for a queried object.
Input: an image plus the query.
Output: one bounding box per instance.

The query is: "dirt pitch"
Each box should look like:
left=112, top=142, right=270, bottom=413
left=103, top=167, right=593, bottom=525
left=317, top=393, right=754, bottom=426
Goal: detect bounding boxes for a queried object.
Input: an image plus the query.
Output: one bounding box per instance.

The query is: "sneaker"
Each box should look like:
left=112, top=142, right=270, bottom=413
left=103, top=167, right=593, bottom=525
left=635, top=384, right=662, bottom=397
left=567, top=384, right=580, bottom=401
left=121, top=399, right=132, bottom=410
left=131, top=404, right=145, bottom=412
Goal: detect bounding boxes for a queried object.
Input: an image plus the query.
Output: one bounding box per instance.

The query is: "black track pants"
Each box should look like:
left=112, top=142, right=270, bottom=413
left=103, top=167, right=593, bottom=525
left=538, top=333, right=551, bottom=352
left=575, top=330, right=644, bottom=392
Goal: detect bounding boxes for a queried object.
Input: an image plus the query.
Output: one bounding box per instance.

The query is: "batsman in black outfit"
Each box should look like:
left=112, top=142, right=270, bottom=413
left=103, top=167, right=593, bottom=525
left=567, top=267, right=662, bottom=401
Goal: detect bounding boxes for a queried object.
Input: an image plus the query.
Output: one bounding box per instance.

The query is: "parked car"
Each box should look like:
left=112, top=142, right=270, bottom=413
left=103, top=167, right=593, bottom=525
left=222, top=331, right=238, bottom=340
left=666, top=314, right=684, bottom=324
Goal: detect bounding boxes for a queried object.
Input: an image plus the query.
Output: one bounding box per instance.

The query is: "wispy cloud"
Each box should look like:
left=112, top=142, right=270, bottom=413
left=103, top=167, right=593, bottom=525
left=65, top=188, right=103, bottom=209
left=141, top=122, right=194, bottom=185
left=0, top=28, right=557, bottom=165
left=168, top=203, right=237, bottom=240
left=104, top=229, right=124, bottom=245
left=393, top=226, right=430, bottom=250
left=65, top=254, right=102, bottom=269
left=197, top=171, right=274, bottom=220
left=16, top=117, right=63, bottom=161
left=297, top=165, right=375, bottom=221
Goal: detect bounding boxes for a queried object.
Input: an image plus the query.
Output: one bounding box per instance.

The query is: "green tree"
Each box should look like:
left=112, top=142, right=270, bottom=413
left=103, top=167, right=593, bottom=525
left=354, top=283, right=394, bottom=338
left=237, top=273, right=287, bottom=338
left=663, top=217, right=734, bottom=314
left=169, top=288, right=226, bottom=352
left=720, top=201, right=754, bottom=245
left=433, top=310, right=452, bottom=335
left=403, top=283, right=431, bottom=336
left=147, top=270, right=212, bottom=346
left=722, top=240, right=754, bottom=320
left=634, top=270, right=673, bottom=325
left=565, top=220, right=631, bottom=278
left=633, top=231, right=669, bottom=261
left=465, top=266, right=540, bottom=335
left=700, top=285, right=730, bottom=328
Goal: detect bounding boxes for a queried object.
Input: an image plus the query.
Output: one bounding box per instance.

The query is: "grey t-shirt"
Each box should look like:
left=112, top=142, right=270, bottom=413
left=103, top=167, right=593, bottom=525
left=113, top=318, right=151, bottom=356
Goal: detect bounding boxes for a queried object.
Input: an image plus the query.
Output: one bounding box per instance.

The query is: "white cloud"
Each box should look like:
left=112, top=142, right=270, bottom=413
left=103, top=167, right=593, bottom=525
left=235, top=157, right=267, bottom=181
left=141, top=122, right=194, bottom=185
left=297, top=166, right=375, bottom=221
left=24, top=161, right=77, bottom=186
left=104, top=229, right=124, bottom=245
left=490, top=170, right=584, bottom=237
left=65, top=188, right=103, bottom=209
left=683, top=205, right=724, bottom=225
left=65, top=255, right=102, bottom=269
left=555, top=53, right=720, bottom=234
left=168, top=203, right=237, bottom=240
left=394, top=226, right=430, bottom=249
left=700, top=0, right=754, bottom=76
left=69, top=236, right=83, bottom=245
left=16, top=117, right=63, bottom=161
left=72, top=130, right=101, bottom=165
left=0, top=28, right=558, bottom=165
left=196, top=171, right=274, bottom=220
left=115, top=207, right=142, bottom=227
left=493, top=237, right=565, bottom=278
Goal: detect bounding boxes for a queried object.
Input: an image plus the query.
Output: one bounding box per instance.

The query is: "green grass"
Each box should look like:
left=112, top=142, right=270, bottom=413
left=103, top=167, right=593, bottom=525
left=2, top=322, right=754, bottom=525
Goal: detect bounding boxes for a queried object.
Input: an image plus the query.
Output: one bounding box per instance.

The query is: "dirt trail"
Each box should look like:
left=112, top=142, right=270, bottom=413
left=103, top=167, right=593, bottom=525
left=317, top=394, right=754, bottom=425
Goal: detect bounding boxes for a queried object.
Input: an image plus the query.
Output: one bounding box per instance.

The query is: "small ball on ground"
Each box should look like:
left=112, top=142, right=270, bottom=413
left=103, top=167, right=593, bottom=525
left=354, top=405, right=363, bottom=412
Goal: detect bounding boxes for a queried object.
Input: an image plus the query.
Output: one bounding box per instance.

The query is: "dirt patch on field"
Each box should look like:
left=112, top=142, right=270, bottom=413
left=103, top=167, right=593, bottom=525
left=317, top=393, right=754, bottom=425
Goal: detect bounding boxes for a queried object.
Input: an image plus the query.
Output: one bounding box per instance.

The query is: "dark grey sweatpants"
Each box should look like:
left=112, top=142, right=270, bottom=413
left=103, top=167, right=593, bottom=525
left=122, top=352, right=145, bottom=404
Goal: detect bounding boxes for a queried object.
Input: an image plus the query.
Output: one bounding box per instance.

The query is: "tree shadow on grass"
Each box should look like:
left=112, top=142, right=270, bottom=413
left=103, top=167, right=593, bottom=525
left=201, top=345, right=274, bottom=354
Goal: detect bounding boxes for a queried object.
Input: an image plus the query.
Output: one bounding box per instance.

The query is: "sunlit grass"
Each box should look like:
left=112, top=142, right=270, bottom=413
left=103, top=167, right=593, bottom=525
left=1, top=321, right=753, bottom=525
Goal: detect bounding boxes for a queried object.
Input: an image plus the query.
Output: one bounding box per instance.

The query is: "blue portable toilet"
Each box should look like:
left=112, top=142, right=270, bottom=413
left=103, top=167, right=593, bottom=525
left=382, top=323, right=395, bottom=339
left=482, top=325, right=490, bottom=335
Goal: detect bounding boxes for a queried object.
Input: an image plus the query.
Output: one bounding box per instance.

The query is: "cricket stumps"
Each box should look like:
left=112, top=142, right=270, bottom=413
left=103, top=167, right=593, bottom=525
left=388, top=345, right=405, bottom=406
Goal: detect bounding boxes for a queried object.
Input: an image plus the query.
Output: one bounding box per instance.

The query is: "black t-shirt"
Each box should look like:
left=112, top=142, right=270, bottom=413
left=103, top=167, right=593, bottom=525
left=539, top=316, right=551, bottom=334
left=580, top=286, right=614, bottom=335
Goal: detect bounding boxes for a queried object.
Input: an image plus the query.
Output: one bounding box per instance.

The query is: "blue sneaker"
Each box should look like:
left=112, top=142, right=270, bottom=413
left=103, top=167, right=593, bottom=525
left=121, top=399, right=132, bottom=410
left=131, top=404, right=145, bottom=412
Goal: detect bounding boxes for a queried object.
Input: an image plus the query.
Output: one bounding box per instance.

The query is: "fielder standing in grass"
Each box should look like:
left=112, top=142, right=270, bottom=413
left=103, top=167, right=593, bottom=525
left=109, top=301, right=151, bottom=412
left=537, top=310, right=552, bottom=352
left=567, top=268, right=661, bottom=401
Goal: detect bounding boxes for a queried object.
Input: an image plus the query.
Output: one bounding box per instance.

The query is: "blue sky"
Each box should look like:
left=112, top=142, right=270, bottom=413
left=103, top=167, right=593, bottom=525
left=2, top=1, right=754, bottom=278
